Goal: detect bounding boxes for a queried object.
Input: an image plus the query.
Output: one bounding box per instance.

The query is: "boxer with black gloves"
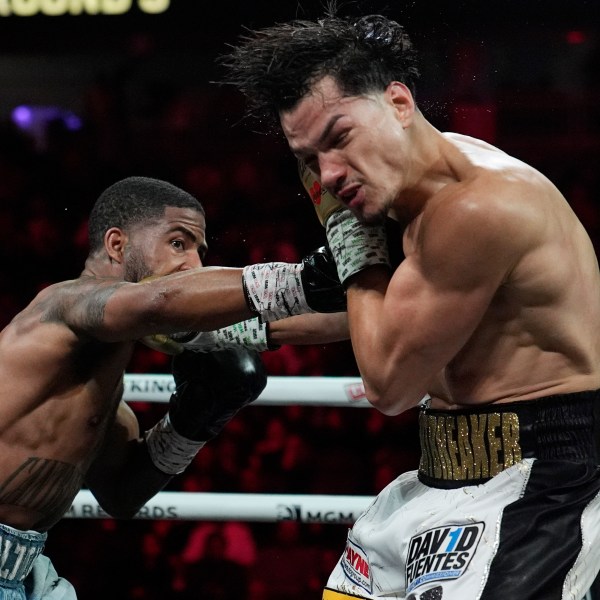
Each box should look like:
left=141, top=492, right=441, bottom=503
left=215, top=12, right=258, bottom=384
left=145, top=348, right=266, bottom=475
left=0, top=174, right=355, bottom=599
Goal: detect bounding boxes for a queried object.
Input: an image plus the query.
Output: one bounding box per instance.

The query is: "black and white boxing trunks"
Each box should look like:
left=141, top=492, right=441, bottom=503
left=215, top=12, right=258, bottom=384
left=324, top=389, right=600, bottom=600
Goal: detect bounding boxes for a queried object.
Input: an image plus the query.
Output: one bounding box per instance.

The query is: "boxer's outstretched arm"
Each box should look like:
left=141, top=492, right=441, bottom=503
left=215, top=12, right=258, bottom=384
left=66, top=247, right=345, bottom=344
left=142, top=311, right=351, bottom=355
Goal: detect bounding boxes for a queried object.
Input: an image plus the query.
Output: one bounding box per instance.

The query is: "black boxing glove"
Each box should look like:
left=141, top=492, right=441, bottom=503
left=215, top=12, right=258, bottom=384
left=241, top=245, right=346, bottom=322
left=299, top=245, right=347, bottom=313
left=170, top=347, right=266, bottom=440
left=144, top=347, right=266, bottom=474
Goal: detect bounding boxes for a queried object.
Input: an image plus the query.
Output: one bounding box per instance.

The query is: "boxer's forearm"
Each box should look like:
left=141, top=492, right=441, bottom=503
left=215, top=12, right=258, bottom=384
left=267, top=312, right=349, bottom=346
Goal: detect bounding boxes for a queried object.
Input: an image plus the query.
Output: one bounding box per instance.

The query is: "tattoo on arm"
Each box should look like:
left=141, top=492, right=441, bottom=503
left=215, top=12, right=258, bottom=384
left=41, top=283, right=119, bottom=331
left=85, top=286, right=116, bottom=330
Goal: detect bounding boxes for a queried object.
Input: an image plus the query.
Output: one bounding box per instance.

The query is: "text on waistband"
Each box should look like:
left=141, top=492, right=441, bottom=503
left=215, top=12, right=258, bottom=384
left=419, top=411, right=522, bottom=481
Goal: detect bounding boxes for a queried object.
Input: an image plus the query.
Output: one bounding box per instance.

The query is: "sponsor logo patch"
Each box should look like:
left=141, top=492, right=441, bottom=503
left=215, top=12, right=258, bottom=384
left=276, top=504, right=357, bottom=524
left=406, top=523, right=484, bottom=593
left=341, top=537, right=372, bottom=594
left=344, top=382, right=366, bottom=402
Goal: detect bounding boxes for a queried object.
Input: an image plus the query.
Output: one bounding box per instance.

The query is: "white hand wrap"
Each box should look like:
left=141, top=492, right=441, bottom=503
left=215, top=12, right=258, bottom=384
left=325, top=209, right=390, bottom=283
left=175, top=318, right=269, bottom=352
left=145, top=413, right=206, bottom=475
left=242, top=262, right=315, bottom=322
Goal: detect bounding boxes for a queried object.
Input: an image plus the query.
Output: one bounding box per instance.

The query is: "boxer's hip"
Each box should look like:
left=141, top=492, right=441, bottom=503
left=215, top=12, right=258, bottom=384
left=0, top=523, right=46, bottom=589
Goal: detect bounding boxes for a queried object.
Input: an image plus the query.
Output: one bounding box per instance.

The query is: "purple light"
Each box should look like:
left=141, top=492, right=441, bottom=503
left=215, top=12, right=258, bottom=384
left=11, top=105, right=83, bottom=132
left=64, top=114, right=82, bottom=131
left=10, top=104, right=84, bottom=150
left=11, top=105, right=33, bottom=127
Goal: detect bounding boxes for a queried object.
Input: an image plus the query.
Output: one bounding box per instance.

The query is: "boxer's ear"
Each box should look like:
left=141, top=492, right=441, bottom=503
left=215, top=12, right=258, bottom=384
left=386, top=81, right=415, bottom=128
left=105, top=227, right=127, bottom=263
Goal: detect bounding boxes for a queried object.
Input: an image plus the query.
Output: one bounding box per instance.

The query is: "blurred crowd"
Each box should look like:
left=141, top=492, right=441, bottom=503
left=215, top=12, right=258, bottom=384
left=0, top=22, right=599, bottom=598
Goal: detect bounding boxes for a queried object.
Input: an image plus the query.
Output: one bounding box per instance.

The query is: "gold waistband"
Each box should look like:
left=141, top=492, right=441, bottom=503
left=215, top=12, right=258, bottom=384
left=418, top=409, right=522, bottom=483
left=323, top=588, right=368, bottom=600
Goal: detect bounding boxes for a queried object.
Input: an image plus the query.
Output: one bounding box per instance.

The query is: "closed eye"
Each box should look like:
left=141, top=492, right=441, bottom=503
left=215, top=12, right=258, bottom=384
left=333, top=132, right=348, bottom=147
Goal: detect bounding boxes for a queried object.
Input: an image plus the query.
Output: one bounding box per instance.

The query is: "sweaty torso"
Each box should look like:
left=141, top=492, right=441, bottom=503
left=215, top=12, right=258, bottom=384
left=0, top=281, right=134, bottom=531
left=414, top=134, right=600, bottom=408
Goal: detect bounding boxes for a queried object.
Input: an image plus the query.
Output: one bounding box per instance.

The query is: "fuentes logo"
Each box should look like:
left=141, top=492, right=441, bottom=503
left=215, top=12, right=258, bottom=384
left=406, top=523, right=484, bottom=593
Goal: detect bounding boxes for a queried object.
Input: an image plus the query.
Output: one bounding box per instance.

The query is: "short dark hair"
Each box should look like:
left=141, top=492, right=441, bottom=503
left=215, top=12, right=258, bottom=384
left=220, top=7, right=419, bottom=131
left=88, top=176, right=204, bottom=254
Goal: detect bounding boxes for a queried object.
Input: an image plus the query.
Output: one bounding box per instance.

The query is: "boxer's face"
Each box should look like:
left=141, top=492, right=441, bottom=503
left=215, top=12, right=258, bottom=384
left=123, top=206, right=207, bottom=282
left=281, top=75, right=415, bottom=224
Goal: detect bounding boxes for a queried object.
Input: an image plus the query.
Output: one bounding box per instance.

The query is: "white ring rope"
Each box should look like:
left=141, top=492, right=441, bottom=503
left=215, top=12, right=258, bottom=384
left=124, top=374, right=371, bottom=407
left=68, top=375, right=380, bottom=523
left=67, top=490, right=375, bottom=524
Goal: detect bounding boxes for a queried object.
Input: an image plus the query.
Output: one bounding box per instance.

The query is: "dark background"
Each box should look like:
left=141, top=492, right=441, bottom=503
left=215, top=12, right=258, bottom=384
left=0, top=1, right=599, bottom=598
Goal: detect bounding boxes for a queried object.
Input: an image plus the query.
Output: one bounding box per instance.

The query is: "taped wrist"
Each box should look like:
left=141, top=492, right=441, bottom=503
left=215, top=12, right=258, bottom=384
left=144, top=413, right=206, bottom=475
left=242, top=262, right=315, bottom=322
left=325, top=209, right=390, bottom=284
left=176, top=318, right=271, bottom=352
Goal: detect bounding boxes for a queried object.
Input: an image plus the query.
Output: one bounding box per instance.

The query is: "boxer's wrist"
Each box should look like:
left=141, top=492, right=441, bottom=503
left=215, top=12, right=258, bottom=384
left=325, top=209, right=390, bottom=284
left=242, top=262, right=315, bottom=322
left=144, top=413, right=205, bottom=475
left=242, top=248, right=346, bottom=322
left=175, top=318, right=272, bottom=352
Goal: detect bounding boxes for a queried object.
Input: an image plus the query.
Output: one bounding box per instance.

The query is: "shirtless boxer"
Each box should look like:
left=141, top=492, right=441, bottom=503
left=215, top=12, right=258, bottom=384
left=0, top=175, right=347, bottom=598
left=221, top=8, right=600, bottom=600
